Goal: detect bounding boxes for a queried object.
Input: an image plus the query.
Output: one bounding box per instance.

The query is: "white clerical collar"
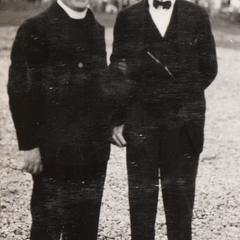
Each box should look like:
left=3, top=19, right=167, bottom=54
left=57, top=0, right=88, bottom=19
left=148, top=0, right=176, bottom=10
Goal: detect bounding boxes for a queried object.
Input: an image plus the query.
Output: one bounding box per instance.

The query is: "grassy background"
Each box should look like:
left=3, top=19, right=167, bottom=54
left=0, top=2, right=116, bottom=27
left=0, top=2, right=239, bottom=29
left=0, top=2, right=240, bottom=49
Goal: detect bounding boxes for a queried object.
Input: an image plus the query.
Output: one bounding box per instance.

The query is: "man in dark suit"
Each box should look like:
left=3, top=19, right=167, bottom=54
left=111, top=0, right=217, bottom=239
left=8, top=0, right=111, bottom=239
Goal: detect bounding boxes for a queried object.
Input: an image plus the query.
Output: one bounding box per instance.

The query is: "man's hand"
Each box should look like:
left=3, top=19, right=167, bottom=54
left=112, top=124, right=127, bottom=148
left=22, top=148, right=43, bottom=175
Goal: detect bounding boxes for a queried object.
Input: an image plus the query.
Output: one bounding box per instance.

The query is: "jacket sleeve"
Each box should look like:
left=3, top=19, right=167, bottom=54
left=90, top=25, right=113, bottom=110
left=109, top=12, right=133, bottom=127
left=197, top=9, right=218, bottom=89
left=8, top=21, right=46, bottom=151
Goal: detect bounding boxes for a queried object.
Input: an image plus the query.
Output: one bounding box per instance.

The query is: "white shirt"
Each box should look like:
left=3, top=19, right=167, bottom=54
left=57, top=0, right=88, bottom=19
left=148, top=0, right=176, bottom=37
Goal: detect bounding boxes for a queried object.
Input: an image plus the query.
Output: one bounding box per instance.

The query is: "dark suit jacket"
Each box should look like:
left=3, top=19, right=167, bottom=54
left=8, top=3, right=111, bottom=166
left=110, top=0, right=218, bottom=153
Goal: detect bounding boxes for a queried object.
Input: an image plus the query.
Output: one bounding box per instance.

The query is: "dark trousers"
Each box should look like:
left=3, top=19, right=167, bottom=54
left=30, top=163, right=107, bottom=240
left=125, top=105, right=200, bottom=240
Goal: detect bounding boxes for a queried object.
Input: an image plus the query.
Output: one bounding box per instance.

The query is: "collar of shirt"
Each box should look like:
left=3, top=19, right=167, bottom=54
left=57, top=0, right=88, bottom=20
left=148, top=0, right=176, bottom=37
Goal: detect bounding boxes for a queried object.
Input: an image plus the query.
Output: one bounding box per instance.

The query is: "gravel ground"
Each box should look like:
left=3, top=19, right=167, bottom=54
left=0, top=27, right=240, bottom=240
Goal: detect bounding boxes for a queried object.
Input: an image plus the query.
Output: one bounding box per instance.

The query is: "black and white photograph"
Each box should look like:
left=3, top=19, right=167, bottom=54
left=0, top=0, right=239, bottom=239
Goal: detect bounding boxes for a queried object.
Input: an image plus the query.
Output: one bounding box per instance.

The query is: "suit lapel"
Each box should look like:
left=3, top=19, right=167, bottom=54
left=175, top=0, right=197, bottom=66
left=125, top=0, right=148, bottom=72
left=176, top=0, right=188, bottom=61
left=135, top=0, right=149, bottom=45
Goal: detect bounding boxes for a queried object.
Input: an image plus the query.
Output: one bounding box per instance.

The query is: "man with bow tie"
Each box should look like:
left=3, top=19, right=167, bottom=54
left=8, top=0, right=112, bottom=239
left=111, top=0, right=217, bottom=239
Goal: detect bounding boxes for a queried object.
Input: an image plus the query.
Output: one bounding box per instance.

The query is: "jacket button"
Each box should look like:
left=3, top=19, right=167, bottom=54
left=77, top=62, right=84, bottom=68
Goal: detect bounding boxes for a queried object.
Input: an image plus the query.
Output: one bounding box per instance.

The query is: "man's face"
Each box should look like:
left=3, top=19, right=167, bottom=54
left=61, top=0, right=90, bottom=11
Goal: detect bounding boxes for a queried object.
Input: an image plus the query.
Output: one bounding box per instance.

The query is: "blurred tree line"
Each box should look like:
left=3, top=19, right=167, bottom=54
left=0, top=0, right=239, bottom=21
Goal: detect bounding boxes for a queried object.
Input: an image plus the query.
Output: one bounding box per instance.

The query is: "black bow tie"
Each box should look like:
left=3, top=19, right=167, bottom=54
left=153, top=0, right=172, bottom=9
